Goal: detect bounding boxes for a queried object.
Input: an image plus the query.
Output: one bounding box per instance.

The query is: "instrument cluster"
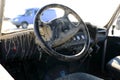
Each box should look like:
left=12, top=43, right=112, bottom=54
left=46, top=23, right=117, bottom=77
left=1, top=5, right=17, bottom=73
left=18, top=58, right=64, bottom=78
left=55, top=31, right=87, bottom=51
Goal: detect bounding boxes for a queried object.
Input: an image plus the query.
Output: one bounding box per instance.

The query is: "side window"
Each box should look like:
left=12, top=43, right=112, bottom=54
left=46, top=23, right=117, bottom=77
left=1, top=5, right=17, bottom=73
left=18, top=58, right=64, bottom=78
left=109, top=14, right=120, bottom=37
left=34, top=10, right=38, bottom=14
left=25, top=10, right=33, bottom=16
left=116, top=16, right=120, bottom=29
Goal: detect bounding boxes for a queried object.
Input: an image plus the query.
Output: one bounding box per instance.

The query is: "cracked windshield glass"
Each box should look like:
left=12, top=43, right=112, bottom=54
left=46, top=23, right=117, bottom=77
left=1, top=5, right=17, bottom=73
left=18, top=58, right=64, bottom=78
left=2, top=0, right=119, bottom=34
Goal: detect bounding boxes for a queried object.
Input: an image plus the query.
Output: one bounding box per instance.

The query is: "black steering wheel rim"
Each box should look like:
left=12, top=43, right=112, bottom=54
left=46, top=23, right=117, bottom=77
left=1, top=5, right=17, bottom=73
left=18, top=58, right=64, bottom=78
left=34, top=4, right=90, bottom=62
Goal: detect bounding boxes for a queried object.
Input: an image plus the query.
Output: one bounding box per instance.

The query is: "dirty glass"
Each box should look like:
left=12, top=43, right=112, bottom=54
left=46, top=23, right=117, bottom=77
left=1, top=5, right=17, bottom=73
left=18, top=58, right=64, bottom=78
left=1, top=0, right=119, bottom=33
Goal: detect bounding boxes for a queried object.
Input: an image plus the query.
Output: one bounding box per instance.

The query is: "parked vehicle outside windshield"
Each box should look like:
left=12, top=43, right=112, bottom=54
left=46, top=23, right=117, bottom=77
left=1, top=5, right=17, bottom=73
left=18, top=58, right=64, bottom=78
left=10, top=8, right=38, bottom=29
left=10, top=8, right=57, bottom=29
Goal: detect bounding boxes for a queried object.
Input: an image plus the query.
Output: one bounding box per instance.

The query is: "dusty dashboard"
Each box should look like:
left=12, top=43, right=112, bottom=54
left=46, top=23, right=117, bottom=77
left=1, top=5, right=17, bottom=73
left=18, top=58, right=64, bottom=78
left=0, top=30, right=41, bottom=62
left=0, top=23, right=105, bottom=62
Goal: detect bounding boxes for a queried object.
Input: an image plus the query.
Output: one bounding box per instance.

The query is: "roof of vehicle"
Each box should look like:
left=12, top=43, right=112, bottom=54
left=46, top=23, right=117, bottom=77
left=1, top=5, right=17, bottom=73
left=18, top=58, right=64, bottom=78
left=25, top=8, right=39, bottom=11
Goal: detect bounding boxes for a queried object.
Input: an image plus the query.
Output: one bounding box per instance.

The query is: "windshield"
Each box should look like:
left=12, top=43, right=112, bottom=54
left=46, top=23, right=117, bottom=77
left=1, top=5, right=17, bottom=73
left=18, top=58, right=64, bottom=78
left=1, top=0, right=120, bottom=33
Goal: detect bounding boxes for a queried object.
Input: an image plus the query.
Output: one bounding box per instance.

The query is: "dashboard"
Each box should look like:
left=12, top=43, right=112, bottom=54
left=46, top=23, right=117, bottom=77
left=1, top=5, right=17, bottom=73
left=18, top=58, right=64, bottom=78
left=0, top=30, right=40, bottom=62
left=0, top=23, right=106, bottom=62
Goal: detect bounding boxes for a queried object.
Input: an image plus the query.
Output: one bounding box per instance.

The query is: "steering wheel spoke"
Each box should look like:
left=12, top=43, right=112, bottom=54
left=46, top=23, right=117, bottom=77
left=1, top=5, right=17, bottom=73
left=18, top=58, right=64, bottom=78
left=64, top=9, right=71, bottom=16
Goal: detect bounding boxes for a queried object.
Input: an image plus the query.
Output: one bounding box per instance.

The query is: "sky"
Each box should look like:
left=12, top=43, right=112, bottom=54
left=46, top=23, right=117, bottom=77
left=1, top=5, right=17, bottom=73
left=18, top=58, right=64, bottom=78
left=4, top=0, right=120, bottom=27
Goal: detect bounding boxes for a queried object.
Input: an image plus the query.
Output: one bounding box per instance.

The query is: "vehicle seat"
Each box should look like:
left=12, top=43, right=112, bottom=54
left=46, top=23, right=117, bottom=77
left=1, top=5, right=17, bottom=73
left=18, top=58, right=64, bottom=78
left=107, top=56, right=120, bottom=79
left=55, top=72, right=103, bottom=80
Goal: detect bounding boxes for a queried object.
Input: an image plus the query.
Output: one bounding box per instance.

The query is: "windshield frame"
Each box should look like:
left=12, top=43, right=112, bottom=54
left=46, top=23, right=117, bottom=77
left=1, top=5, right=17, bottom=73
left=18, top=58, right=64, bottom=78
left=105, top=4, right=120, bottom=30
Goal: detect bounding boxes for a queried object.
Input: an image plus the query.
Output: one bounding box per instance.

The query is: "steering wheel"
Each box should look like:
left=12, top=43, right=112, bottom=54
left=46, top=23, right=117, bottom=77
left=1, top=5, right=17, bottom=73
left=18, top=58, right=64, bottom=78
left=34, top=4, right=90, bottom=61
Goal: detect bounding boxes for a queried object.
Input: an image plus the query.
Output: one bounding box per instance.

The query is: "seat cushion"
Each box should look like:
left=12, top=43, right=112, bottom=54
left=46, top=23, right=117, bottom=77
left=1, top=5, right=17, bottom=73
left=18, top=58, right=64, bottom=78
left=56, top=72, right=103, bottom=80
left=107, top=56, right=120, bottom=79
